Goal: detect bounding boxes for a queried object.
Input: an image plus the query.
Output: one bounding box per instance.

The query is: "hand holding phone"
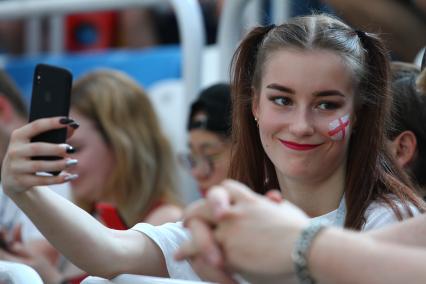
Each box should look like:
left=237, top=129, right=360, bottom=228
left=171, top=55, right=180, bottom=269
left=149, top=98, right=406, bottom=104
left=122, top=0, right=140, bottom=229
left=29, top=64, right=73, bottom=175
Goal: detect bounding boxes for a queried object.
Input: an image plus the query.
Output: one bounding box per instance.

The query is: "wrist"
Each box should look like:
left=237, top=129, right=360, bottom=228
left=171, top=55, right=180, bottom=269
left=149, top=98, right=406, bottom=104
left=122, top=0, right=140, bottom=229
left=292, top=222, right=327, bottom=284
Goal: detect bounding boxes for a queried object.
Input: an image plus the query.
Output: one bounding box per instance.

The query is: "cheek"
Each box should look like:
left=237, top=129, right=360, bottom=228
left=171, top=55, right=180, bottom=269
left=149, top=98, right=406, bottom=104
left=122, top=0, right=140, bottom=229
left=258, top=112, right=288, bottom=140
left=313, top=113, right=352, bottom=143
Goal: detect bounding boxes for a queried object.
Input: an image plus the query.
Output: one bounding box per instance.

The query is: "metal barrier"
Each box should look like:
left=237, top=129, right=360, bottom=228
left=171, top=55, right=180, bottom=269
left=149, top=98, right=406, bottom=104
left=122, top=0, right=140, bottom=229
left=216, top=0, right=290, bottom=81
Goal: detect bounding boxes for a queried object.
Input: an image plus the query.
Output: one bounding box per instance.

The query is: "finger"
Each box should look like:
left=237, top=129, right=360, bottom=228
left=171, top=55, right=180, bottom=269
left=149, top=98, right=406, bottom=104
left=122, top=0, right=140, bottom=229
left=190, top=257, right=239, bottom=284
left=265, top=189, right=283, bottom=203
left=12, top=117, right=74, bottom=142
left=66, top=122, right=79, bottom=139
left=10, top=157, right=78, bottom=175
left=13, top=142, right=74, bottom=160
left=206, top=185, right=232, bottom=219
left=175, top=218, right=223, bottom=267
left=221, top=179, right=257, bottom=203
left=175, top=240, right=198, bottom=261
left=183, top=199, right=216, bottom=227
left=8, top=173, right=78, bottom=190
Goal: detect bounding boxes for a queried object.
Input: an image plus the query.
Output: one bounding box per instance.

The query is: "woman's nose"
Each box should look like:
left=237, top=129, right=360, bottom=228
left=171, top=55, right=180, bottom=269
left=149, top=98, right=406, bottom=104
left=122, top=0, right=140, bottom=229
left=288, top=109, right=315, bottom=137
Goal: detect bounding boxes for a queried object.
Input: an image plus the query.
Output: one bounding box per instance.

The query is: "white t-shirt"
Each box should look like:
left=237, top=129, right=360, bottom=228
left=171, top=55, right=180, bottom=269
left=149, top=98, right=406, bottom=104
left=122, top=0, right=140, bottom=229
left=131, top=198, right=421, bottom=281
left=131, top=222, right=201, bottom=281
left=310, top=197, right=421, bottom=231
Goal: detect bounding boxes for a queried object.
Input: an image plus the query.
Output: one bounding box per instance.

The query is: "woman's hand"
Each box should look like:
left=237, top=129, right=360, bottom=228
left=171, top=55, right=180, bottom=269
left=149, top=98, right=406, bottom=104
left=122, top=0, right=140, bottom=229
left=1, top=117, right=79, bottom=196
left=0, top=242, right=64, bottom=284
left=176, top=180, right=310, bottom=279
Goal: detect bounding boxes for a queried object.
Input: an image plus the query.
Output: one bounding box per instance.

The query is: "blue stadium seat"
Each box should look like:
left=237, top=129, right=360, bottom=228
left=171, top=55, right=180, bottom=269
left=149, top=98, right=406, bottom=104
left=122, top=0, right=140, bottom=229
left=3, top=45, right=182, bottom=104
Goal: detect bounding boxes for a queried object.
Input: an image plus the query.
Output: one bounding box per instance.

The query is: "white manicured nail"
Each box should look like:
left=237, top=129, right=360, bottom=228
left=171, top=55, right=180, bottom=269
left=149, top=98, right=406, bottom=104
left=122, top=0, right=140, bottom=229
left=65, top=159, right=78, bottom=167
left=64, top=174, right=79, bottom=181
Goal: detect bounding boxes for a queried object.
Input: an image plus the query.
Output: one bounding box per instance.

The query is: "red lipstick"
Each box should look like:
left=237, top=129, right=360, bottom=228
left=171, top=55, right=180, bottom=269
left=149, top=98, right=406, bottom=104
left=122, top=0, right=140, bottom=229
left=280, top=140, right=322, bottom=151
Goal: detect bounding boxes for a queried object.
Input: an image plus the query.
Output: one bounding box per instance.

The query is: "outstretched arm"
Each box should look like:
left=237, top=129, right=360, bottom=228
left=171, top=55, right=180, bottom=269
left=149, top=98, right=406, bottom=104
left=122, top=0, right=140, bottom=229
left=366, top=214, right=426, bottom=247
left=2, top=117, right=167, bottom=278
left=310, top=227, right=426, bottom=284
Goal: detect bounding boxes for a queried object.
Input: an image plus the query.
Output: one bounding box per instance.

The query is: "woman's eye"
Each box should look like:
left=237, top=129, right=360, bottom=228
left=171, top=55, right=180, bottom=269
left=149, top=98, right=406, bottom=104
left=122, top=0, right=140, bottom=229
left=317, top=102, right=340, bottom=110
left=272, top=97, right=292, bottom=106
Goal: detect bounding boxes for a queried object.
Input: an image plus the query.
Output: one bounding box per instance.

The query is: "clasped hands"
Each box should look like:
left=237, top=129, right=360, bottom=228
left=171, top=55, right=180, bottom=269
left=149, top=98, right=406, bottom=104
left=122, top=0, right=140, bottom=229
left=175, top=180, right=310, bottom=284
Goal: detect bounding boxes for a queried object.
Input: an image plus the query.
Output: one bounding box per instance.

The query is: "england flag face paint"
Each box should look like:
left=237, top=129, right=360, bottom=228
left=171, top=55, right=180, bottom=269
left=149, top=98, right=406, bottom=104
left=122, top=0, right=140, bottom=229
left=328, top=114, right=350, bottom=141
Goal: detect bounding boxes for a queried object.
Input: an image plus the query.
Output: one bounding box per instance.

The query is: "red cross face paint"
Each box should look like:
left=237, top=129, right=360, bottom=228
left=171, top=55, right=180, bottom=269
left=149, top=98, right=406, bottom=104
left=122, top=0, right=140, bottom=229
left=328, top=114, right=350, bottom=141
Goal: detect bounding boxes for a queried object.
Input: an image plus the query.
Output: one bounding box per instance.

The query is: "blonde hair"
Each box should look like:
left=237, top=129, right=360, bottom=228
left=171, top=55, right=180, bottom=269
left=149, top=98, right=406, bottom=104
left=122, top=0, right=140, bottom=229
left=71, top=69, right=180, bottom=226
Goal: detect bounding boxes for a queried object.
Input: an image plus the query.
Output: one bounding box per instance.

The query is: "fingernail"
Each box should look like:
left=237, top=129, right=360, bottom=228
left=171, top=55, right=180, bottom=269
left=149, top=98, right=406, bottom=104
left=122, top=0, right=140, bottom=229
left=64, top=174, right=79, bottom=181
left=59, top=117, right=74, bottom=125
left=66, top=146, right=75, bottom=154
left=65, top=158, right=78, bottom=167
left=69, top=122, right=80, bottom=129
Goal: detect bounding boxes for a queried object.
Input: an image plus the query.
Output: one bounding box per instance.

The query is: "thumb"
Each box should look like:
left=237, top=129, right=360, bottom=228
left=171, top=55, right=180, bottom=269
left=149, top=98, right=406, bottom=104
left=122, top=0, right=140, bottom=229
left=221, top=179, right=257, bottom=203
left=265, top=189, right=283, bottom=203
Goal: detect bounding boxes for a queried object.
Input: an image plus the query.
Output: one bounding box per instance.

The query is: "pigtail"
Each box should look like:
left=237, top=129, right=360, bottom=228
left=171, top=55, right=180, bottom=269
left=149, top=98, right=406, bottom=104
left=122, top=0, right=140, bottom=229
left=346, top=31, right=426, bottom=228
left=229, top=25, right=277, bottom=194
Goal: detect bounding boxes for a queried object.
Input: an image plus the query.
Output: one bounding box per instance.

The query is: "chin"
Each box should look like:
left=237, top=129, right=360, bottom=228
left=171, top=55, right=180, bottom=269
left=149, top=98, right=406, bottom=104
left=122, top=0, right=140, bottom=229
left=281, top=167, right=315, bottom=180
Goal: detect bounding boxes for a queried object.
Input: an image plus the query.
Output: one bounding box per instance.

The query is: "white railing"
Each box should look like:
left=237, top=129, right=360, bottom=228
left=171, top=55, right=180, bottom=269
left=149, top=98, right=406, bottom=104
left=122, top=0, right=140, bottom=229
left=0, top=0, right=205, bottom=103
left=216, top=0, right=290, bottom=81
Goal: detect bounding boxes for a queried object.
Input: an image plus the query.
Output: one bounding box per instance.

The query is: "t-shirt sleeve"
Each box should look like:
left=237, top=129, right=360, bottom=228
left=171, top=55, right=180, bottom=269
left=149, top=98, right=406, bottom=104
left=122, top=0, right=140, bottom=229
left=363, top=202, right=421, bottom=231
left=131, top=222, right=201, bottom=281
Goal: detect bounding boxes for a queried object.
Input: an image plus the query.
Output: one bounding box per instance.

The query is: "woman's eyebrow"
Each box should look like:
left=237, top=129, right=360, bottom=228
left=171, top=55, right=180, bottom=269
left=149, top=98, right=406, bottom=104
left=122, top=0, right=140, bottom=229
left=313, top=90, right=346, bottom=97
left=266, top=84, right=347, bottom=98
left=266, top=83, right=295, bottom=94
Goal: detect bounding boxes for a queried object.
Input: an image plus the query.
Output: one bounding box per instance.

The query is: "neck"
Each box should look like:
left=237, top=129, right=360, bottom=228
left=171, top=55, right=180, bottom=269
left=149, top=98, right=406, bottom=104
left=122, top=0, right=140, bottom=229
left=277, top=166, right=346, bottom=217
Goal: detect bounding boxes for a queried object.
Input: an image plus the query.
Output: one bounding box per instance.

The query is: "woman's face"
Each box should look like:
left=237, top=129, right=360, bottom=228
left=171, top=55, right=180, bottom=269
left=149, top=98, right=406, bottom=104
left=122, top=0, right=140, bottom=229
left=67, top=110, right=116, bottom=202
left=188, top=128, right=231, bottom=196
left=253, top=49, right=356, bottom=184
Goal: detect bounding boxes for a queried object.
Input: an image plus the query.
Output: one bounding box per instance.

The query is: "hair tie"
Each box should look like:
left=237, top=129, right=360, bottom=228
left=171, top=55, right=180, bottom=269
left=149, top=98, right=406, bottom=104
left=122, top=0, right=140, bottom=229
left=265, top=23, right=276, bottom=33
left=355, top=29, right=366, bottom=39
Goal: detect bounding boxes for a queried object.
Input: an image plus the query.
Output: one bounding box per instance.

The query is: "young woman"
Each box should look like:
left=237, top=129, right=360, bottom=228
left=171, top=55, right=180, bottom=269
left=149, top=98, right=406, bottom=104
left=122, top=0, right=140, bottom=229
left=0, top=69, right=184, bottom=284
left=183, top=83, right=232, bottom=196
left=1, top=14, right=424, bottom=282
left=68, top=70, right=182, bottom=227
left=386, top=62, right=426, bottom=198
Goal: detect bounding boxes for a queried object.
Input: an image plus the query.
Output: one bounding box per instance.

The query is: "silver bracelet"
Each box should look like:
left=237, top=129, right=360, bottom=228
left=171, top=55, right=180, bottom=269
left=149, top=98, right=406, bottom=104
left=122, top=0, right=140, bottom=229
left=292, top=222, right=327, bottom=284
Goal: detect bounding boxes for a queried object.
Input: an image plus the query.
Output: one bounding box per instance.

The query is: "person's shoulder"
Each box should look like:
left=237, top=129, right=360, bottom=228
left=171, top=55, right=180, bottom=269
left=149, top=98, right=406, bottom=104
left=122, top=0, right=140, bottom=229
left=363, top=199, right=421, bottom=231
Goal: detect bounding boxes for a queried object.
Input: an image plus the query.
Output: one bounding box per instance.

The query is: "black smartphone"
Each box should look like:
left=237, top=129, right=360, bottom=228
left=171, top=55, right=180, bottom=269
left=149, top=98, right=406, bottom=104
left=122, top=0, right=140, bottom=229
left=29, top=64, right=73, bottom=175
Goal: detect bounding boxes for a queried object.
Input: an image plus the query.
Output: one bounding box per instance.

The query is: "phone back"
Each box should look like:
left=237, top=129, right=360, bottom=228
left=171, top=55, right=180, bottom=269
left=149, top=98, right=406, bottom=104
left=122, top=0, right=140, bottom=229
left=29, top=64, right=72, bottom=147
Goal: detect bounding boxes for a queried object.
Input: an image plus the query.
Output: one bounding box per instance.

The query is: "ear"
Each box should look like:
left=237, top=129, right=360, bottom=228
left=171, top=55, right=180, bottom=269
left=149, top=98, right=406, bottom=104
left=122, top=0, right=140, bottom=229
left=390, top=130, right=417, bottom=168
left=0, top=95, right=14, bottom=123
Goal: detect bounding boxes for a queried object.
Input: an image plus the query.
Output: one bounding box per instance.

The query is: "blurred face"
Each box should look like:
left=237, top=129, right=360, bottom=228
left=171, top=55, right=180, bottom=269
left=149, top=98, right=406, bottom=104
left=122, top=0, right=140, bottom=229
left=253, top=49, right=355, bottom=185
left=67, top=110, right=116, bottom=202
left=188, top=128, right=231, bottom=196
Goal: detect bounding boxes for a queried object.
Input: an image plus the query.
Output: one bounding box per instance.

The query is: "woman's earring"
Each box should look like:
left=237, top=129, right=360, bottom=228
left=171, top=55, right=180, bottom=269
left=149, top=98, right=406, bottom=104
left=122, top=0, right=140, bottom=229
left=254, top=117, right=259, bottom=128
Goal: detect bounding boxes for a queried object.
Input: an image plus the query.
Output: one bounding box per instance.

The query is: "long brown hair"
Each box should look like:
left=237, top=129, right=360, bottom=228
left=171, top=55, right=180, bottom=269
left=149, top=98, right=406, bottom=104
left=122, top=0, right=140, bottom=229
left=229, top=14, right=425, bottom=229
left=71, top=69, right=180, bottom=226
